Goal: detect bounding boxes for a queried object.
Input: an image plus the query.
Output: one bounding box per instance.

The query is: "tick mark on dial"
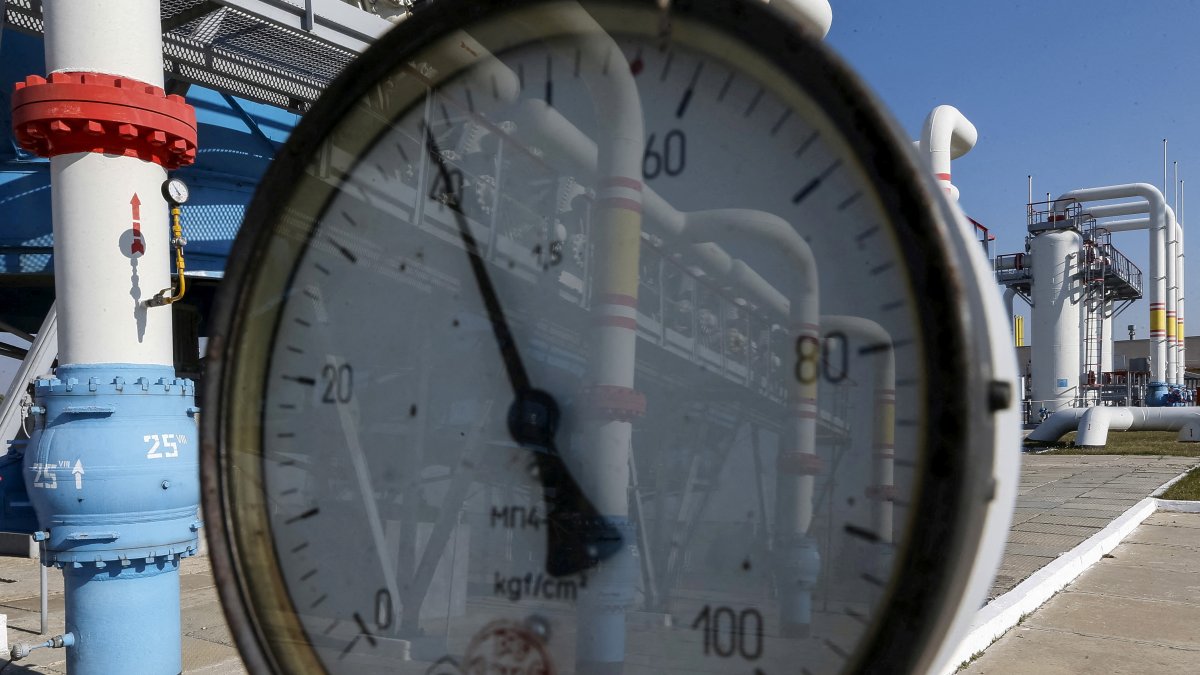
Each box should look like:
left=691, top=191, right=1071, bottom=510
left=394, top=141, right=409, bottom=163
left=310, top=594, right=327, bottom=609
left=282, top=375, right=316, bottom=386
left=300, top=568, right=317, bottom=581
left=353, top=612, right=378, bottom=647
left=313, top=262, right=330, bottom=276
left=285, top=507, right=320, bottom=525
left=659, top=51, right=674, bottom=80
left=823, top=638, right=850, bottom=660
left=277, top=432, right=295, bottom=438
left=717, top=70, right=734, bottom=102
left=329, top=238, right=358, bottom=264
left=792, top=160, right=842, bottom=204
left=858, top=343, right=891, bottom=356
left=281, top=488, right=298, bottom=496
left=675, top=61, right=703, bottom=119
left=844, top=523, right=880, bottom=543
left=869, top=261, right=894, bottom=276
left=341, top=210, right=358, bottom=227
left=293, top=318, right=311, bottom=327
left=855, top=225, right=880, bottom=245
left=743, top=86, right=764, bottom=117
left=291, top=541, right=309, bottom=553
left=286, top=345, right=304, bottom=354
left=339, top=635, right=360, bottom=658
left=324, top=619, right=340, bottom=635
left=278, top=403, right=297, bottom=410
left=545, top=55, right=553, bottom=106
left=771, top=108, right=792, bottom=136
left=860, top=572, right=886, bottom=588
left=881, top=299, right=905, bottom=312
left=464, top=88, right=475, bottom=114
left=795, top=131, right=820, bottom=157
left=843, top=606, right=867, bottom=624
left=838, top=190, right=863, bottom=210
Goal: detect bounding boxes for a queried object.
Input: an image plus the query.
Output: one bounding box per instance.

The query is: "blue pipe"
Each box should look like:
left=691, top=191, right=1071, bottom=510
left=22, top=364, right=199, bottom=673
left=575, top=517, right=636, bottom=675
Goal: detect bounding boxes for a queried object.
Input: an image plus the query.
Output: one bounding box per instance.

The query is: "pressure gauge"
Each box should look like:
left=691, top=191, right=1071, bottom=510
left=202, top=1, right=1019, bottom=674
left=162, top=177, right=189, bottom=205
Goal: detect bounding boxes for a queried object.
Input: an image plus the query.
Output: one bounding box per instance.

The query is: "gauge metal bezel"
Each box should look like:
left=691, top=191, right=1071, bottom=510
left=201, top=1, right=995, bottom=672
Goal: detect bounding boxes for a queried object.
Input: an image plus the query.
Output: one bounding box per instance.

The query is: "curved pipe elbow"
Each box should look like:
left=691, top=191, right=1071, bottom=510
left=765, top=0, right=833, bottom=38
left=920, top=105, right=978, bottom=163
left=1027, top=408, right=1086, bottom=443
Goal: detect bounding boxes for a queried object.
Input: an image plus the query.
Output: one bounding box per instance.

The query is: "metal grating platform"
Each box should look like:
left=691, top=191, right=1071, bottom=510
left=3, top=0, right=393, bottom=112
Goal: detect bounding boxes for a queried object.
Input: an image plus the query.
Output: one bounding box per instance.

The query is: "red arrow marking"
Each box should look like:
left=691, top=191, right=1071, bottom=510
left=130, top=193, right=144, bottom=255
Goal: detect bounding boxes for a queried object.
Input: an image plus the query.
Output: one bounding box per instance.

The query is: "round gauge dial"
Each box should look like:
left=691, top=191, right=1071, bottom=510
left=202, top=1, right=1018, bottom=674
left=162, top=177, right=189, bottom=205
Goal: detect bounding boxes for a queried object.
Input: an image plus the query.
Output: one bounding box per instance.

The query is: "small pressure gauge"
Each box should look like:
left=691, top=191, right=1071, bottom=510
left=162, top=177, right=189, bottom=205
left=202, top=1, right=1020, bottom=674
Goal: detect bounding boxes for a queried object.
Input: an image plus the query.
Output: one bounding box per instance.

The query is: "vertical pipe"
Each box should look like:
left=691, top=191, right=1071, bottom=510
left=1031, top=229, right=1082, bottom=412
left=1168, top=210, right=1178, bottom=384
left=558, top=15, right=642, bottom=675
left=15, top=3, right=201, bottom=673
left=43, top=1, right=174, bottom=365
left=39, top=541, right=47, bottom=636
left=1003, top=288, right=1017, bottom=339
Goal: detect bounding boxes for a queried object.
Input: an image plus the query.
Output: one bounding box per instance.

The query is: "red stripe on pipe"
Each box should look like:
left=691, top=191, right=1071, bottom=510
left=596, top=293, right=638, bottom=308
left=597, top=197, right=642, bottom=213
left=594, top=316, right=637, bottom=330
left=935, top=173, right=951, bottom=181
left=600, top=177, right=643, bottom=191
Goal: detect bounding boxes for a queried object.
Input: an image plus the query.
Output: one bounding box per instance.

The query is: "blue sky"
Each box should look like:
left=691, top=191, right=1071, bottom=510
left=824, top=0, right=1200, bottom=338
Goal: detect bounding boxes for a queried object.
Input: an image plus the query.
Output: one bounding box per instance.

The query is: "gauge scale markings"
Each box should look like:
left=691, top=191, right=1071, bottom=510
left=212, top=6, right=997, bottom=673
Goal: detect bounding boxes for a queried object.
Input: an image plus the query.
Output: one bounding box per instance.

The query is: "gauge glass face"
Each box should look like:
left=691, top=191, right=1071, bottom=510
left=166, top=178, right=189, bottom=204
left=228, top=5, right=946, bottom=674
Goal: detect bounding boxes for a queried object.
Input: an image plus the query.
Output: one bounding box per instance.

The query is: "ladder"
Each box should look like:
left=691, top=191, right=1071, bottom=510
left=1080, top=222, right=1108, bottom=406
left=0, top=303, right=57, bottom=450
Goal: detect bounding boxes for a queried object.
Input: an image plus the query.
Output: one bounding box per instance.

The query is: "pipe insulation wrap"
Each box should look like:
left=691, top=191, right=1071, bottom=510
left=49, top=154, right=173, bottom=365
left=43, top=0, right=165, bottom=85
left=1030, top=229, right=1082, bottom=411
left=1053, top=184, right=1170, bottom=387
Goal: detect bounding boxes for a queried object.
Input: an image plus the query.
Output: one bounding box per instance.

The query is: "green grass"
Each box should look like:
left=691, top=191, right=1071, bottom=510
left=1034, top=430, right=1200, bottom=457
left=1161, top=467, right=1200, bottom=500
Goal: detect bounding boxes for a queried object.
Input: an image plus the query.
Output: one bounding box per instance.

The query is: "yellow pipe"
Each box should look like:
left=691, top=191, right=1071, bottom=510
left=148, top=206, right=186, bottom=306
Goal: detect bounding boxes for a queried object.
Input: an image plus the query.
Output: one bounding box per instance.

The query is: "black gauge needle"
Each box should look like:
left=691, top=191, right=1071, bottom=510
left=424, top=129, right=622, bottom=577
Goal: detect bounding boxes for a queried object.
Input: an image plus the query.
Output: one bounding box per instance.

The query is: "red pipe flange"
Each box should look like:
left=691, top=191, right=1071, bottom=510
left=11, top=72, right=197, bottom=169
left=777, top=451, right=823, bottom=475
left=576, top=385, right=647, bottom=422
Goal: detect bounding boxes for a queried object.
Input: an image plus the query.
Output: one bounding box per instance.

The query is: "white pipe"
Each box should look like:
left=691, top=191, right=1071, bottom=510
left=765, top=0, right=833, bottom=38
left=820, top=316, right=893, bottom=545
left=1030, top=228, right=1081, bottom=411
left=1053, top=184, right=1170, bottom=392
left=1003, top=288, right=1017, bottom=340
left=1093, top=207, right=1182, bottom=383
left=44, top=2, right=164, bottom=84
left=917, top=105, right=978, bottom=202
left=1031, top=405, right=1200, bottom=445
left=44, top=1, right=174, bottom=365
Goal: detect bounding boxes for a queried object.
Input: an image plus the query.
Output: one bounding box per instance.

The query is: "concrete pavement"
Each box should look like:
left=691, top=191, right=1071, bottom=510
left=963, top=510, right=1200, bottom=674
left=0, top=454, right=1191, bottom=673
